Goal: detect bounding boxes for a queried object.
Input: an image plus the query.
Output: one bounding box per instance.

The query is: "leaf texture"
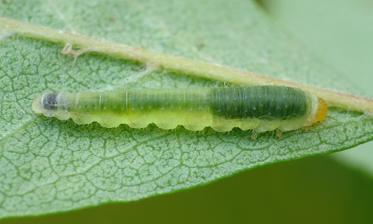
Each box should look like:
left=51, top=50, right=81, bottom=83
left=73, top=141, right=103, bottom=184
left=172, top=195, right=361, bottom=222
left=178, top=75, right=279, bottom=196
left=0, top=0, right=372, bottom=218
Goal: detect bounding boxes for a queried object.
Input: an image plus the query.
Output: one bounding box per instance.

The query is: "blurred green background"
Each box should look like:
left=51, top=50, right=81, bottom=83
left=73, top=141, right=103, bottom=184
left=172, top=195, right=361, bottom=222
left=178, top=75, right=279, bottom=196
left=3, top=0, right=373, bottom=223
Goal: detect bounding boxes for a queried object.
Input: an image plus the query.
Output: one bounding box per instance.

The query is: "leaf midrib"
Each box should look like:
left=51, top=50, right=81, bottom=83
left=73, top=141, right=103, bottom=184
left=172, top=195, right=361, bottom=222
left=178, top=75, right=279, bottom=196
left=0, top=16, right=372, bottom=113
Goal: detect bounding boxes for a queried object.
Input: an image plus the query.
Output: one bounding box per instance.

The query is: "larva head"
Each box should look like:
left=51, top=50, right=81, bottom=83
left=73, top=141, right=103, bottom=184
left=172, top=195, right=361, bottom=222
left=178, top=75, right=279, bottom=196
left=311, top=97, right=328, bottom=124
left=32, top=92, right=62, bottom=117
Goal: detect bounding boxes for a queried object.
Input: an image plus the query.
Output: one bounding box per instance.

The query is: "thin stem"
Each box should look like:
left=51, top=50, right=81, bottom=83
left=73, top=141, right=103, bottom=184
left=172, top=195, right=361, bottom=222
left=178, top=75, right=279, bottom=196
left=1, top=16, right=372, bottom=113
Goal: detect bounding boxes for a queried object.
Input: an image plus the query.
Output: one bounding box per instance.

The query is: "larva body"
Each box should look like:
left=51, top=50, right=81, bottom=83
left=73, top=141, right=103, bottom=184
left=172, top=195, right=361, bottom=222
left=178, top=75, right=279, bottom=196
left=32, top=86, right=327, bottom=132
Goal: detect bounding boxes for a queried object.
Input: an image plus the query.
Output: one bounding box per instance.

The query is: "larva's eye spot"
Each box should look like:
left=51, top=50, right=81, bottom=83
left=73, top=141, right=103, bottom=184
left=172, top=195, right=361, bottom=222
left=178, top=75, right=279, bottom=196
left=32, top=92, right=60, bottom=116
left=42, top=93, right=59, bottom=110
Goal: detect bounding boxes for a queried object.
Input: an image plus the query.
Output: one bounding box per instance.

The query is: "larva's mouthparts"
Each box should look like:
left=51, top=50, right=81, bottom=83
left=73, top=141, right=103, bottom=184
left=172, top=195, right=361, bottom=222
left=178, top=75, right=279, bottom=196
left=32, top=94, right=44, bottom=115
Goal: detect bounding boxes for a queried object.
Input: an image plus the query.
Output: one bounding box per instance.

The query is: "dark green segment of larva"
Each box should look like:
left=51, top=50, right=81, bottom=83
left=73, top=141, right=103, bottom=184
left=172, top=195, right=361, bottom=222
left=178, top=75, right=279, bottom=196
left=210, top=87, right=308, bottom=119
left=33, top=86, right=323, bottom=132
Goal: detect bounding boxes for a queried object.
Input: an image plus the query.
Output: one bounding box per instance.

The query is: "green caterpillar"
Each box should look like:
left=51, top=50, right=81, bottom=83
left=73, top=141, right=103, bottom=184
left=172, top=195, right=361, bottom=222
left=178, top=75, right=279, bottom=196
left=32, top=86, right=327, bottom=132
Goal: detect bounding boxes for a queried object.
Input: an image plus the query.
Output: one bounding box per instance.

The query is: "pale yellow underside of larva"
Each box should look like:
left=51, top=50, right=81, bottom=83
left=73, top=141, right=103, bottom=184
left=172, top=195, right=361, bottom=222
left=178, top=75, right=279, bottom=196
left=53, top=109, right=310, bottom=132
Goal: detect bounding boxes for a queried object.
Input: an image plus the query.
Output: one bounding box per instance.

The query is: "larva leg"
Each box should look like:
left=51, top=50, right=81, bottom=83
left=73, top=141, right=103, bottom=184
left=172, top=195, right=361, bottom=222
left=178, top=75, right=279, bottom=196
left=275, top=129, right=283, bottom=139
left=302, top=126, right=313, bottom=132
left=250, top=130, right=257, bottom=141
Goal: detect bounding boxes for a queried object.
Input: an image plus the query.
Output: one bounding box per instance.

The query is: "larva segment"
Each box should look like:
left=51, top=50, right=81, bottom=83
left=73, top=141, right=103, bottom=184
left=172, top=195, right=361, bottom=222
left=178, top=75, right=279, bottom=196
left=32, top=86, right=327, bottom=132
left=210, top=87, right=308, bottom=119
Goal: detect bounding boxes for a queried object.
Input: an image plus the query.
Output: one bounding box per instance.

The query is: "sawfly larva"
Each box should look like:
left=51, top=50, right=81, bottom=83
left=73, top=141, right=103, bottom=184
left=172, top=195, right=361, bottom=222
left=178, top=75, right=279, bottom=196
left=32, top=86, right=327, bottom=132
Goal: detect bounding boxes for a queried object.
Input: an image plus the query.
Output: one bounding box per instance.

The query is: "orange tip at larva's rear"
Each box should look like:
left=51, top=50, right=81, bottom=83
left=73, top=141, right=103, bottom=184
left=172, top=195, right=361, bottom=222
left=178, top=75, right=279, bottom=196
left=311, top=98, right=328, bottom=124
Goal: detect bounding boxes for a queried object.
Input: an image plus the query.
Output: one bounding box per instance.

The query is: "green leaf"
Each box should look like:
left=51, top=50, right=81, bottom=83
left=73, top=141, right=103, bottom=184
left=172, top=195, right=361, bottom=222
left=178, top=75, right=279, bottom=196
left=0, top=0, right=372, bottom=218
left=261, top=0, right=373, bottom=175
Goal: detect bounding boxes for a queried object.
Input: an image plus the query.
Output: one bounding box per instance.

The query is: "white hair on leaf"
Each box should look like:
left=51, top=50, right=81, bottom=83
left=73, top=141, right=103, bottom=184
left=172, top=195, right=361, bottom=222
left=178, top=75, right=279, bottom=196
left=0, top=30, right=14, bottom=41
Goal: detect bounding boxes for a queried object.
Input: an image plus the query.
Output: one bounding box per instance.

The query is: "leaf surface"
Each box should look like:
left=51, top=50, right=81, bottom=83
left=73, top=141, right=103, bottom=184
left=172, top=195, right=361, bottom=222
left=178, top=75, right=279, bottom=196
left=0, top=0, right=372, bottom=218
left=261, top=0, right=373, bottom=175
